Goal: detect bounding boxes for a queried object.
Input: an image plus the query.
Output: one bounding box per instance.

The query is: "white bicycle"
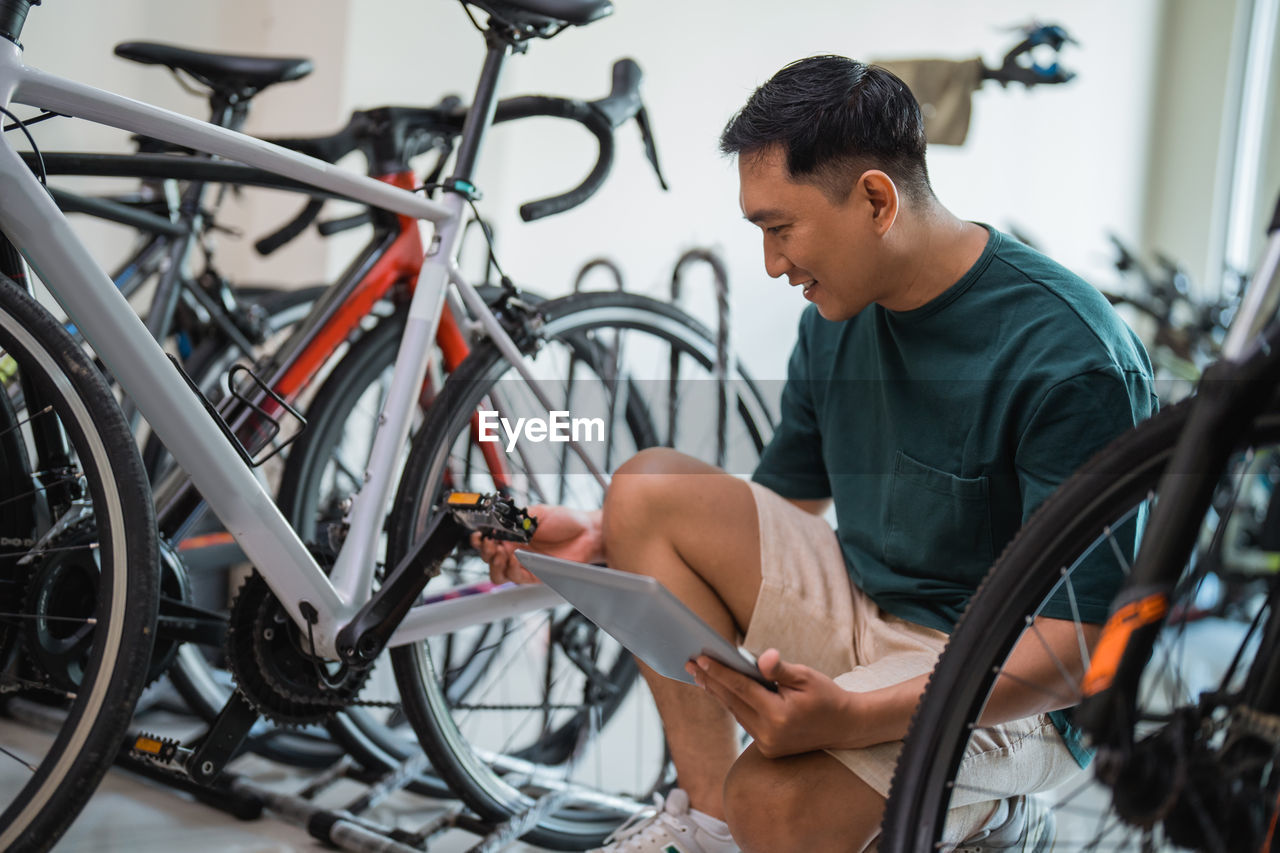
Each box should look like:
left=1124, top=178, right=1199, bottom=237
left=0, top=1, right=773, bottom=849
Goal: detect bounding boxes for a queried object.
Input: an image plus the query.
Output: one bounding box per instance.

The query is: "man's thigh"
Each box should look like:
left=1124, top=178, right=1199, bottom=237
left=740, top=481, right=856, bottom=677
left=605, top=449, right=767, bottom=633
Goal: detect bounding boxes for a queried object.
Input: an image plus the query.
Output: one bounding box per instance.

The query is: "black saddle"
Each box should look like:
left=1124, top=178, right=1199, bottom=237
left=114, top=41, right=312, bottom=100
left=465, top=0, right=613, bottom=35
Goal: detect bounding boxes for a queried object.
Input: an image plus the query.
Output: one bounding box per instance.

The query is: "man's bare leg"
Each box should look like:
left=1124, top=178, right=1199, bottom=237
left=724, top=746, right=885, bottom=852
left=600, top=448, right=764, bottom=820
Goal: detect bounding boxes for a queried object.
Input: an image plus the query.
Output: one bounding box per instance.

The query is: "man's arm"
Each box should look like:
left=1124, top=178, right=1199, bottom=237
left=690, top=615, right=1097, bottom=758
left=786, top=496, right=832, bottom=516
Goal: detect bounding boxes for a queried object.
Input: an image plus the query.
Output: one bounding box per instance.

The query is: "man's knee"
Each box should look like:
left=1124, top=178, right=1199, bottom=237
left=724, top=746, right=883, bottom=852
left=601, top=448, right=710, bottom=548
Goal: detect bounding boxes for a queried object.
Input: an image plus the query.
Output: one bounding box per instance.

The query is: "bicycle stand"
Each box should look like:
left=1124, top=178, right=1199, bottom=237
left=119, top=698, right=580, bottom=853
left=220, top=747, right=576, bottom=852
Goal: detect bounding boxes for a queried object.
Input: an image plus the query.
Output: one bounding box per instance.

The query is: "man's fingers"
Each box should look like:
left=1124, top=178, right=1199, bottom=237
left=692, top=655, right=778, bottom=720
left=756, top=648, right=803, bottom=685
left=688, top=660, right=760, bottom=728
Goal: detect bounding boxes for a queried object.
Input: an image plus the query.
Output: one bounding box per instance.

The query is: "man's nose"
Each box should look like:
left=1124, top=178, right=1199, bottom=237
left=762, top=238, right=790, bottom=279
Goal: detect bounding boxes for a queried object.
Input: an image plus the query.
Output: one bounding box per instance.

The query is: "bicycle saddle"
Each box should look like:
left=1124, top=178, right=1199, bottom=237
left=465, top=0, right=613, bottom=31
left=114, top=41, right=313, bottom=98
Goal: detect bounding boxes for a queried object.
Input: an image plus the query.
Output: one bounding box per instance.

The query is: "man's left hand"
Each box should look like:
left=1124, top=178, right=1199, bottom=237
left=686, top=648, right=864, bottom=758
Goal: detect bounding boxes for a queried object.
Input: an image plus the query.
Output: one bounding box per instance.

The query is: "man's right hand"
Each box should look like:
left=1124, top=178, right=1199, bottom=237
left=471, top=504, right=605, bottom=585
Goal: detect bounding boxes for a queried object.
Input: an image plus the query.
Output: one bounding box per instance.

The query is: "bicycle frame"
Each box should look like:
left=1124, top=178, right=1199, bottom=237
left=0, top=35, right=570, bottom=658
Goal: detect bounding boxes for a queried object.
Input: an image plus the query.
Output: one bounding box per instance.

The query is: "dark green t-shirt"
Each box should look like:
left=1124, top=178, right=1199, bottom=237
left=753, top=226, right=1156, bottom=633
left=752, top=227, right=1156, bottom=767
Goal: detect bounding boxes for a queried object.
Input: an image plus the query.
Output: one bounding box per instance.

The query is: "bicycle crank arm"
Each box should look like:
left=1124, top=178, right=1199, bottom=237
left=335, top=492, right=536, bottom=664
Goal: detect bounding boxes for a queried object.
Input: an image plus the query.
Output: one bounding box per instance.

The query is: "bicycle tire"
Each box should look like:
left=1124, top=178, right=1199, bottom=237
left=0, top=274, right=159, bottom=851
left=386, top=290, right=772, bottom=849
left=881, top=396, right=1280, bottom=851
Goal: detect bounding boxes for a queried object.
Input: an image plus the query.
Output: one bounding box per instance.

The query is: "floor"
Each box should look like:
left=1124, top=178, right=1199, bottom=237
left=1, top=708, right=548, bottom=853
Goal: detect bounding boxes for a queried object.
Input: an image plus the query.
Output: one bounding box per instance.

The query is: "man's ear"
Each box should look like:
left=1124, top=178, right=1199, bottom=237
left=857, top=170, right=898, bottom=235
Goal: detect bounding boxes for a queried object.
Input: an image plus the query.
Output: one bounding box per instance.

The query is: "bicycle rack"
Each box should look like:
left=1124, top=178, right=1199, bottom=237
left=558, top=257, right=628, bottom=502
left=121, top=724, right=575, bottom=852
left=669, top=248, right=731, bottom=468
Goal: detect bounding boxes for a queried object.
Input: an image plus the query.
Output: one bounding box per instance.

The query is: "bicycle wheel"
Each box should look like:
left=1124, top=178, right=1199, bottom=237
left=881, top=396, right=1280, bottom=851
left=0, top=274, right=159, bottom=851
left=386, top=290, right=772, bottom=849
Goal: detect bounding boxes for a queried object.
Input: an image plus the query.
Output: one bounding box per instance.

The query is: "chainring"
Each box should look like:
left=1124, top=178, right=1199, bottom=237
left=225, top=572, right=369, bottom=725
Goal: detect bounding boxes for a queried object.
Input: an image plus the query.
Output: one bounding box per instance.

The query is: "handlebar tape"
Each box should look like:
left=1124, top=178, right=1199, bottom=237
left=254, top=197, right=324, bottom=256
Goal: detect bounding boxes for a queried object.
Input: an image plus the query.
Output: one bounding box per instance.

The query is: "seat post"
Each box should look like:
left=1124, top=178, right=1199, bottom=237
left=0, top=0, right=38, bottom=47
left=449, top=29, right=513, bottom=185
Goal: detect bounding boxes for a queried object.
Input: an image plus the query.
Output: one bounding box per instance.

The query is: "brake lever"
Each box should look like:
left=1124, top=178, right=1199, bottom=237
left=635, top=106, right=669, bottom=191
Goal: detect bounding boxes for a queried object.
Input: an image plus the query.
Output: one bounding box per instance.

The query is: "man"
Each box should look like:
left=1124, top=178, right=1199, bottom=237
left=477, top=56, right=1155, bottom=852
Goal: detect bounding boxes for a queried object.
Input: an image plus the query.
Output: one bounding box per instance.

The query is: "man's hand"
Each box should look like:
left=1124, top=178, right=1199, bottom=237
left=471, top=504, right=605, bottom=585
left=687, top=648, right=888, bottom=758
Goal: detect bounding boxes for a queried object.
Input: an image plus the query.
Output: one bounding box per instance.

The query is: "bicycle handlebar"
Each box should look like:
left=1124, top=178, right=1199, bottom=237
left=256, top=57, right=665, bottom=252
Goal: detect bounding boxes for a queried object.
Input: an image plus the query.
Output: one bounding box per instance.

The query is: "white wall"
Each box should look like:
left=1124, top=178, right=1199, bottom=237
left=472, top=0, right=1163, bottom=377
left=13, top=0, right=1163, bottom=379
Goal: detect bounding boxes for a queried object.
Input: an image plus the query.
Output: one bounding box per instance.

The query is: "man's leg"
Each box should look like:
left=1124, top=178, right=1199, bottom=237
left=724, top=746, right=884, bottom=853
left=601, top=448, right=764, bottom=820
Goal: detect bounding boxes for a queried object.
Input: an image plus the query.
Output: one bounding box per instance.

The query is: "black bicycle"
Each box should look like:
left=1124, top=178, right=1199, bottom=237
left=883, top=197, right=1280, bottom=850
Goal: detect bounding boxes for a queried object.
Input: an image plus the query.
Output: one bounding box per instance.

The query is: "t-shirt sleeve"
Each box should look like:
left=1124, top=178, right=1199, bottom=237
left=751, top=325, right=831, bottom=500
left=1014, top=368, right=1156, bottom=622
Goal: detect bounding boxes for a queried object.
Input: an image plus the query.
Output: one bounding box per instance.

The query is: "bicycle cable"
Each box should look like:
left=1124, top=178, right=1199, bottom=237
left=0, top=104, right=47, bottom=186
left=457, top=0, right=570, bottom=42
left=416, top=181, right=519, bottom=294
left=167, top=67, right=206, bottom=100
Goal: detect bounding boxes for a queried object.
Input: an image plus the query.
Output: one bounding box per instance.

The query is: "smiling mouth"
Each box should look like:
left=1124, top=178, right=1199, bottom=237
left=792, top=279, right=817, bottom=296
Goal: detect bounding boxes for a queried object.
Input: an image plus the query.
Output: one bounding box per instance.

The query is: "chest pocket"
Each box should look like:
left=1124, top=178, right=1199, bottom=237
left=883, top=451, right=994, bottom=572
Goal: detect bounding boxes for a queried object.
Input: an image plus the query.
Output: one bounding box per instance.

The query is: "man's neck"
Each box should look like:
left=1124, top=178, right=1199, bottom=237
left=878, top=206, right=988, bottom=312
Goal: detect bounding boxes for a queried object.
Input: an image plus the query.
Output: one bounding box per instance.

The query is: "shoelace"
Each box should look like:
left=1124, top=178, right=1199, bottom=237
left=601, top=793, right=691, bottom=848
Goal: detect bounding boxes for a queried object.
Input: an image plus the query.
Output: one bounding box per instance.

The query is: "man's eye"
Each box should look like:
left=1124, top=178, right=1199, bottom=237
left=767, top=225, right=788, bottom=235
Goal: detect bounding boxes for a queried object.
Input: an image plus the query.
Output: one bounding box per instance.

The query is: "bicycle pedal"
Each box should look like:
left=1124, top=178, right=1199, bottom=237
left=445, top=492, right=536, bottom=543
left=130, top=732, right=184, bottom=766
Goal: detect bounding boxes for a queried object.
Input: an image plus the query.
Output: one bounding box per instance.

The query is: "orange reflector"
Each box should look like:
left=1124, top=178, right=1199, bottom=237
left=1081, top=593, right=1168, bottom=697
left=447, top=492, right=482, bottom=505
left=135, top=736, right=163, bottom=755
left=176, top=531, right=237, bottom=551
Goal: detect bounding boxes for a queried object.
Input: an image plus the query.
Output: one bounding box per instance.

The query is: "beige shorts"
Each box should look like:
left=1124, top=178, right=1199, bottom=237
left=741, top=482, right=1082, bottom=840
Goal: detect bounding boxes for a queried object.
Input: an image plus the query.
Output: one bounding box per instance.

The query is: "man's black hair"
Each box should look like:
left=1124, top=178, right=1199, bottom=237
left=720, top=55, right=933, bottom=204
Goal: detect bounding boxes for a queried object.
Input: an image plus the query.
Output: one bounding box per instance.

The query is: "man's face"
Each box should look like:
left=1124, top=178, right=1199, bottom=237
left=738, top=146, right=885, bottom=321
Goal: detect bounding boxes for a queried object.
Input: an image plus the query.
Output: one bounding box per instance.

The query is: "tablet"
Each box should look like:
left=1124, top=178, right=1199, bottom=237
left=515, top=550, right=775, bottom=690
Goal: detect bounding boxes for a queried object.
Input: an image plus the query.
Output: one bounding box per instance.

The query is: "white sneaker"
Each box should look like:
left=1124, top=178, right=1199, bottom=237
left=590, top=789, right=740, bottom=853
left=956, top=795, right=1056, bottom=852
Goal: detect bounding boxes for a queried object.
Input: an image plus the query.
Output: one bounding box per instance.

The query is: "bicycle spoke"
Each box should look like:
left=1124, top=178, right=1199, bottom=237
left=0, top=743, right=36, bottom=773
left=990, top=665, right=1079, bottom=708
left=1104, top=525, right=1132, bottom=576
left=0, top=612, right=98, bottom=626
left=1025, top=617, right=1085, bottom=705
left=0, top=471, right=81, bottom=510
left=1060, top=567, right=1093, bottom=671
left=0, top=541, right=98, bottom=560
left=0, top=403, right=52, bottom=440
